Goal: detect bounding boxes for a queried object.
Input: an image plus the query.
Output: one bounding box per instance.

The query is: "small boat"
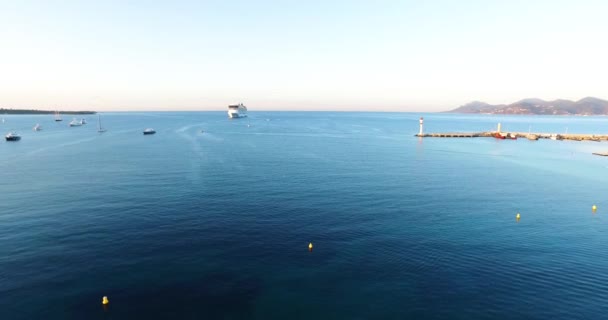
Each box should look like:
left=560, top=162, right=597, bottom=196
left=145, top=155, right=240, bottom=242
left=494, top=132, right=517, bottom=140
left=143, top=128, right=156, bottom=135
left=54, top=111, right=62, bottom=122
left=33, top=124, right=42, bottom=131
left=69, top=118, right=82, bottom=127
left=97, top=114, right=106, bottom=133
left=5, top=132, right=21, bottom=141
left=80, top=118, right=87, bottom=125
left=526, top=134, right=538, bottom=141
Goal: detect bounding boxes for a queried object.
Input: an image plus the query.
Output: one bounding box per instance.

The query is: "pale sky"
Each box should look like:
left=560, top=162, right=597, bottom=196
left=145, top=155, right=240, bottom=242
left=1, top=0, right=607, bottom=111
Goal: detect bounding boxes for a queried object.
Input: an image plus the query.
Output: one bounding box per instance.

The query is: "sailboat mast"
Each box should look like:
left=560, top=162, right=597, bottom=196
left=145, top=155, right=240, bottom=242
left=97, top=113, right=106, bottom=132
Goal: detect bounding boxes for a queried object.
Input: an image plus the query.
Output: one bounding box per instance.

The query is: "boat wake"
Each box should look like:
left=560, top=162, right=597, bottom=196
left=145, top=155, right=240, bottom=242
left=26, top=136, right=99, bottom=157
left=174, top=124, right=211, bottom=183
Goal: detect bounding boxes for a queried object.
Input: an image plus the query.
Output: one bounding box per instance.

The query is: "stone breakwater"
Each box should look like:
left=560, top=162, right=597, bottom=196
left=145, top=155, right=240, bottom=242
left=416, top=132, right=608, bottom=142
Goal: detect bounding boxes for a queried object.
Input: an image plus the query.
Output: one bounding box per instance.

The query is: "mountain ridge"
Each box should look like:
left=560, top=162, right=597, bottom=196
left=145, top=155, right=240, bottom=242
left=448, top=97, right=608, bottom=115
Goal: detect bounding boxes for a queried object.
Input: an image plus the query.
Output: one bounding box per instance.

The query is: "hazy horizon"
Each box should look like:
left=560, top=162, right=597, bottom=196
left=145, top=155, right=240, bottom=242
left=2, top=95, right=608, bottom=113
left=2, top=0, right=607, bottom=112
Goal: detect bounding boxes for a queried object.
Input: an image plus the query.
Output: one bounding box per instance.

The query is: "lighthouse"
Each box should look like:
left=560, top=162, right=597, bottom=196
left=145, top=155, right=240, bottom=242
left=419, top=117, right=424, bottom=136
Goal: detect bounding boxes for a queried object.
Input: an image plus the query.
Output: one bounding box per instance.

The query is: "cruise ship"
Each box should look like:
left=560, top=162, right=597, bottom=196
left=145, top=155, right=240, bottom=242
left=227, top=103, right=247, bottom=119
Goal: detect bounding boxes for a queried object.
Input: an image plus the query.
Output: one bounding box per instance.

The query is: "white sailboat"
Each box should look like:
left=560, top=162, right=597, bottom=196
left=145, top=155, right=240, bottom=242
left=33, top=123, right=42, bottom=131
left=97, top=114, right=107, bottom=132
left=54, top=111, right=62, bottom=122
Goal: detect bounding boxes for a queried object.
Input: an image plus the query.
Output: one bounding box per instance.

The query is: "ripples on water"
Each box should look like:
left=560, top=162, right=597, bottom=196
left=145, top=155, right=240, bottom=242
left=1, top=112, right=607, bottom=319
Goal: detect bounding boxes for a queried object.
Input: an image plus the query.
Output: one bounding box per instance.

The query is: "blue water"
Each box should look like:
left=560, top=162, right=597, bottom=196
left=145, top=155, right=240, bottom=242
left=1, top=112, right=608, bottom=319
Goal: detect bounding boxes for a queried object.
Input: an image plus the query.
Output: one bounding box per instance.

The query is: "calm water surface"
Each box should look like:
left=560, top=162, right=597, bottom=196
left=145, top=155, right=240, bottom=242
left=1, top=112, right=607, bottom=319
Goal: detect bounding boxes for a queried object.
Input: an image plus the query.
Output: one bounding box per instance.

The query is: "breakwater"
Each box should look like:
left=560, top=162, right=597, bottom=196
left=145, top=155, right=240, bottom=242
left=416, top=132, right=608, bottom=141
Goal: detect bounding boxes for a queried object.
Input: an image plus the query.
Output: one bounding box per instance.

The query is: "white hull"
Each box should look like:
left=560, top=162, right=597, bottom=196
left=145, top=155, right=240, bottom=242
left=228, top=111, right=247, bottom=118
left=69, top=118, right=82, bottom=127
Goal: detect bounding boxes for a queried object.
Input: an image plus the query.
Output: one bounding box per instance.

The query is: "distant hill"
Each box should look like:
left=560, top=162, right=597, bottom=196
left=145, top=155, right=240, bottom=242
left=448, top=97, right=608, bottom=115
left=0, top=108, right=95, bottom=115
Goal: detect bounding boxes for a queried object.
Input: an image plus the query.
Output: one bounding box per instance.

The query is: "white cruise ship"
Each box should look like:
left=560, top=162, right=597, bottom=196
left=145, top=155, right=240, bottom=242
left=227, top=103, right=247, bottom=119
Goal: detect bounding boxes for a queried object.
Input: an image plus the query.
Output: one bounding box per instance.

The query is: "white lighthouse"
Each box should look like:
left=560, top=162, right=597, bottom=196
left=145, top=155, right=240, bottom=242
left=419, top=117, right=424, bottom=136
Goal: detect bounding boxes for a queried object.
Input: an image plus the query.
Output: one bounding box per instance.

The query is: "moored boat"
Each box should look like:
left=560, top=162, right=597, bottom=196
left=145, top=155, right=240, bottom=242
left=526, top=134, right=538, bottom=140
left=69, top=118, right=82, bottom=127
left=143, top=128, right=156, bottom=135
left=494, top=132, right=517, bottom=140
left=97, top=114, right=106, bottom=133
left=5, top=132, right=21, bottom=141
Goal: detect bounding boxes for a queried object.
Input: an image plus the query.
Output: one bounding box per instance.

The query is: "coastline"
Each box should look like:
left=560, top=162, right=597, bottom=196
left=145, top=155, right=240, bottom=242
left=0, top=109, right=96, bottom=115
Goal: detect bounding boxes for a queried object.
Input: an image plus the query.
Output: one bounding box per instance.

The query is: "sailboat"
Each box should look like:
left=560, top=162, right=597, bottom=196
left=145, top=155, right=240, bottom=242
left=54, top=111, right=62, bottom=122
left=97, top=114, right=107, bottom=133
left=33, top=123, right=42, bottom=131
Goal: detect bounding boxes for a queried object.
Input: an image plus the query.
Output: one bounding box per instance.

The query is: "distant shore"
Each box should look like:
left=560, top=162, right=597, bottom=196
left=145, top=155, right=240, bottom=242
left=0, top=108, right=96, bottom=115
left=447, top=97, right=608, bottom=115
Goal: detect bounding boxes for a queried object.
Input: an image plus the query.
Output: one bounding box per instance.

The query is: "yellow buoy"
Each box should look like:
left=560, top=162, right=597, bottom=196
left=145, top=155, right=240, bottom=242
left=102, top=296, right=109, bottom=305
left=308, top=242, right=313, bottom=251
left=516, top=213, right=521, bottom=220
left=592, top=205, right=597, bottom=212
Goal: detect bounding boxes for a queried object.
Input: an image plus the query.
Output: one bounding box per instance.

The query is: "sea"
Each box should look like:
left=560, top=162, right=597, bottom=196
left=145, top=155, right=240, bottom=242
left=1, top=112, right=608, bottom=319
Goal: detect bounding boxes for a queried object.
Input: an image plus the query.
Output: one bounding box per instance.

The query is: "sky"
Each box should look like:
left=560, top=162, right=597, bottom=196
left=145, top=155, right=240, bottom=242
left=1, top=0, right=607, bottom=111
